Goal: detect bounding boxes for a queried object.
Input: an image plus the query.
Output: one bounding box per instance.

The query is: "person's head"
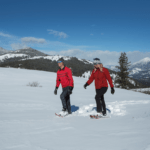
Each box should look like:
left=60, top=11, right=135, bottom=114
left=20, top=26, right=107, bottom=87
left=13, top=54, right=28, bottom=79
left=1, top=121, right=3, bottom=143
left=93, top=58, right=102, bottom=68
left=57, top=58, right=64, bottom=68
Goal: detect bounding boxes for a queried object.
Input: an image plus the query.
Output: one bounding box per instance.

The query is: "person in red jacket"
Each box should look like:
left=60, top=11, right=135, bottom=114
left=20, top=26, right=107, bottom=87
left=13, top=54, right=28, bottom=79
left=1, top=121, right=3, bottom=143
left=54, top=58, right=74, bottom=115
left=84, top=58, right=115, bottom=116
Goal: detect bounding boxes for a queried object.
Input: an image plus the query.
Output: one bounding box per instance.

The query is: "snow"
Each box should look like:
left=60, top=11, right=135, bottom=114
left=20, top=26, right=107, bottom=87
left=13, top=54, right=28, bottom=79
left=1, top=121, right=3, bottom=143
left=22, top=55, right=71, bottom=61
left=78, top=58, right=93, bottom=64
left=0, top=54, right=28, bottom=62
left=81, top=71, right=91, bottom=78
left=133, top=57, right=150, bottom=65
left=130, top=68, right=142, bottom=75
left=0, top=67, right=150, bottom=150
left=128, top=79, right=136, bottom=86
left=22, top=55, right=93, bottom=64
left=131, top=88, right=150, bottom=92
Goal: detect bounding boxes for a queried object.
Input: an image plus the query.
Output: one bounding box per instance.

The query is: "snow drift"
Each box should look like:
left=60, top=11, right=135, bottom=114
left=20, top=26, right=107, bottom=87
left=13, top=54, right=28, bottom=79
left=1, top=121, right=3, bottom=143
left=0, top=67, right=150, bottom=150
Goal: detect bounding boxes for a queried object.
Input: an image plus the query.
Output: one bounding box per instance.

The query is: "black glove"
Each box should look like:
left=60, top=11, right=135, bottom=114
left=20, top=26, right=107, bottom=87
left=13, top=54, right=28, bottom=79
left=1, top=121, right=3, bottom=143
left=68, top=86, right=73, bottom=95
left=54, top=87, right=58, bottom=95
left=84, top=83, right=88, bottom=89
left=111, top=87, right=115, bottom=94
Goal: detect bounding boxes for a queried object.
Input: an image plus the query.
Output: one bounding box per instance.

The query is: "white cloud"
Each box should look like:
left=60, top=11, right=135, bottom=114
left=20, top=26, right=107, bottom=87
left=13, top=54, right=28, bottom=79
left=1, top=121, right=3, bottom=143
left=46, top=49, right=150, bottom=66
left=21, top=37, right=46, bottom=44
left=0, top=32, right=13, bottom=38
left=47, top=29, right=68, bottom=38
left=90, top=34, right=94, bottom=36
left=11, top=43, right=29, bottom=50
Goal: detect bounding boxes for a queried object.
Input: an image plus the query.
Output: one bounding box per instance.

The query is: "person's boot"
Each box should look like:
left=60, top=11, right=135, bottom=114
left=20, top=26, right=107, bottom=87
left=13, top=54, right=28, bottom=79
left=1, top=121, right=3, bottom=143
left=59, top=108, right=68, bottom=116
left=102, top=111, right=107, bottom=116
left=68, top=111, right=72, bottom=114
left=97, top=111, right=103, bottom=116
left=62, top=108, right=66, bottom=112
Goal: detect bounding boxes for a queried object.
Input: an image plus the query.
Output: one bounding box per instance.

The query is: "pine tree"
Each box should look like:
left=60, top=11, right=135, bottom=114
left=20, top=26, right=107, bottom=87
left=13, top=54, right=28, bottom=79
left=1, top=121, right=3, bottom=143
left=115, top=52, right=131, bottom=89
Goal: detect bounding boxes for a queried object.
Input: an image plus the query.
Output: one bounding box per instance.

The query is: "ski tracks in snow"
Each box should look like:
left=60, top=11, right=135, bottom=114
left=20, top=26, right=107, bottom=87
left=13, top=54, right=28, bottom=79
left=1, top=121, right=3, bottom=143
left=71, top=100, right=150, bottom=117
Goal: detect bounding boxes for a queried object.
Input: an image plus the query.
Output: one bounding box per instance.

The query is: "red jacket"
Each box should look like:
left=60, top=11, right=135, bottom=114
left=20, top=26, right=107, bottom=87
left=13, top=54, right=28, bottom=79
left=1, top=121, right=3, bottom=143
left=56, top=66, right=74, bottom=88
left=87, top=67, right=114, bottom=89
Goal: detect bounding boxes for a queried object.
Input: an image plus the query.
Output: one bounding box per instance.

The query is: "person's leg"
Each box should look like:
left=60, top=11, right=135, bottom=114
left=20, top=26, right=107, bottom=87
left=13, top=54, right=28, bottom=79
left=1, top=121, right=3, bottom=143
left=66, top=94, right=71, bottom=113
left=95, top=89, right=102, bottom=112
left=60, top=87, right=69, bottom=111
left=101, top=95, right=106, bottom=115
left=95, top=87, right=108, bottom=113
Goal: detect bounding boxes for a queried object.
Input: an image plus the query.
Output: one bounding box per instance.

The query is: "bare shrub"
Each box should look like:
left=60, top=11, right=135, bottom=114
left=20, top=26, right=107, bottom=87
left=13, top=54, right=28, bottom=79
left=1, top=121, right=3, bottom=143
left=27, top=82, right=42, bottom=87
left=132, top=89, right=150, bottom=95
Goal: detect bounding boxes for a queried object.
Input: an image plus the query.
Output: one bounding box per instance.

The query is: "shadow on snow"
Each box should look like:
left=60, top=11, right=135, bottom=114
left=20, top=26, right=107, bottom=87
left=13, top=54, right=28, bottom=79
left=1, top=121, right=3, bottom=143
left=71, top=105, right=79, bottom=112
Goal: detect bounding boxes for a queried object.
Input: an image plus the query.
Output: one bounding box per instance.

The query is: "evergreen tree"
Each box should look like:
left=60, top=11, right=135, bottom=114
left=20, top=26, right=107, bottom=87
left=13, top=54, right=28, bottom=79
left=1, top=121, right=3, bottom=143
left=115, top=52, right=131, bottom=89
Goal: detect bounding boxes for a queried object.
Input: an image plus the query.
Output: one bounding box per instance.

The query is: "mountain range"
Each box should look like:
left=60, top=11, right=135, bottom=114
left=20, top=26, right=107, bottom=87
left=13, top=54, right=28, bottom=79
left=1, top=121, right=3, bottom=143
left=0, top=47, right=150, bottom=87
left=0, top=47, right=9, bottom=55
left=106, top=57, right=150, bottom=86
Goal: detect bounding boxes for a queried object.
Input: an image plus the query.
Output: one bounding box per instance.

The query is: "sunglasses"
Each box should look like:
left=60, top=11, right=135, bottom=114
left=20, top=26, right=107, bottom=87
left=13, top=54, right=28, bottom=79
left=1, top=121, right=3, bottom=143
left=93, top=63, right=102, bottom=65
left=57, top=61, right=63, bottom=63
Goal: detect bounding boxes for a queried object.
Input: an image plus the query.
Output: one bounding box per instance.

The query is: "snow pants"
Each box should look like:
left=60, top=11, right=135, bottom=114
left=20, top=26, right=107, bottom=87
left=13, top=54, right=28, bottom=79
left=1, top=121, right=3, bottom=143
left=95, top=87, right=108, bottom=113
left=60, top=86, right=71, bottom=113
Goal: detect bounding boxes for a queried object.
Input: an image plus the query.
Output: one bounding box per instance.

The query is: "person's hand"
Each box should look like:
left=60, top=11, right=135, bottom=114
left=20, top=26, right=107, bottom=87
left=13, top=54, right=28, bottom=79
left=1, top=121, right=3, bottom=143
left=111, top=87, right=115, bottom=94
left=98, top=64, right=103, bottom=72
left=54, top=87, right=58, bottom=95
left=94, top=66, right=97, bottom=72
left=68, top=86, right=73, bottom=95
left=84, top=83, right=88, bottom=89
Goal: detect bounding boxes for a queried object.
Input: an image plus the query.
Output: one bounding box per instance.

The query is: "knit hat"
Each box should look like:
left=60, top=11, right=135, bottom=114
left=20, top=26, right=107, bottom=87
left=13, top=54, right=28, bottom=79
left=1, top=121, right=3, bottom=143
left=93, top=58, right=102, bottom=65
left=57, top=58, right=64, bottom=63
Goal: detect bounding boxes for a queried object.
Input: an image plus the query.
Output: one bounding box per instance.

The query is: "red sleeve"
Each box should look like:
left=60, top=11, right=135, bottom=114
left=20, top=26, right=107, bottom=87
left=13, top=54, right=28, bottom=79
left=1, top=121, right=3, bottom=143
left=87, top=70, right=94, bottom=85
left=56, top=72, right=61, bottom=88
left=104, top=68, right=114, bottom=88
left=67, top=68, right=74, bottom=87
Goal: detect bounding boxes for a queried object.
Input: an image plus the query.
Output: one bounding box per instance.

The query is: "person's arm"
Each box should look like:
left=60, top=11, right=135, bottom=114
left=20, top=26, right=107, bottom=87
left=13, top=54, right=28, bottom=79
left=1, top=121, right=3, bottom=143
left=87, top=70, right=94, bottom=85
left=104, top=69, right=114, bottom=88
left=67, top=68, right=74, bottom=87
left=56, top=72, right=61, bottom=88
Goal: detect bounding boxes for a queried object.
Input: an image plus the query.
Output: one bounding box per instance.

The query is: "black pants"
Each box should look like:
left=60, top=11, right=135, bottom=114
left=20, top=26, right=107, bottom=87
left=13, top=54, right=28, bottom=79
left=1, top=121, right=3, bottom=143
left=60, top=86, right=71, bottom=113
left=95, top=87, right=108, bottom=113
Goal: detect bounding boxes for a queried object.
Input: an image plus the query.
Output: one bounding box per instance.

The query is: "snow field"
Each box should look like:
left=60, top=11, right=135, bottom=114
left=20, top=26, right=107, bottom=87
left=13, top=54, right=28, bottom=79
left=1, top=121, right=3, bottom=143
left=0, top=67, right=150, bottom=150
left=21, top=55, right=71, bottom=61
left=0, top=54, right=28, bottom=62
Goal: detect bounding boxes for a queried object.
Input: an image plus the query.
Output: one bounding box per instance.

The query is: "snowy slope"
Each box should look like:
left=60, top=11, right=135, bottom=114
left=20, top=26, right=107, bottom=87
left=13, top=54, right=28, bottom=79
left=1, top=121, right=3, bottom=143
left=0, top=53, right=28, bottom=62
left=129, top=57, right=150, bottom=73
left=0, top=47, right=9, bottom=55
left=131, top=88, right=150, bottom=92
left=21, top=55, right=93, bottom=64
left=21, top=55, right=71, bottom=61
left=129, top=57, right=150, bottom=83
left=81, top=70, right=91, bottom=78
left=105, top=58, right=150, bottom=86
left=0, top=68, right=150, bottom=150
left=132, top=57, right=150, bottom=66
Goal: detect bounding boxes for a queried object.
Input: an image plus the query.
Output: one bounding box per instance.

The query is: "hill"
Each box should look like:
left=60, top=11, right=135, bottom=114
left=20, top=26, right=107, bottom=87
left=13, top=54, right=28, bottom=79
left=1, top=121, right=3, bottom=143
left=0, top=48, right=148, bottom=88
left=0, top=67, right=150, bottom=150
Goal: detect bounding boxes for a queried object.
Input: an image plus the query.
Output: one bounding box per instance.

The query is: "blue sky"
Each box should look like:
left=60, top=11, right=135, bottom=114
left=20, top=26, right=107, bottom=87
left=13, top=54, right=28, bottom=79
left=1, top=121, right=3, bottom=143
left=0, top=0, right=150, bottom=64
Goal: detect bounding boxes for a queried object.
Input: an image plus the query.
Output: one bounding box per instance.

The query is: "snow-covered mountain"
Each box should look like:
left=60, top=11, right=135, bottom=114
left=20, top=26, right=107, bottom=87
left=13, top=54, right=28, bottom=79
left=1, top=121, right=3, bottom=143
left=0, top=49, right=95, bottom=78
left=0, top=53, right=28, bottom=62
left=106, top=57, right=150, bottom=73
left=0, top=47, right=9, bottom=55
left=0, top=48, right=148, bottom=87
left=12, top=47, right=48, bottom=57
left=0, top=47, right=47, bottom=57
left=106, top=57, right=150, bottom=86
left=130, top=57, right=150, bottom=71
left=0, top=67, right=150, bottom=150
left=129, top=57, right=150, bottom=86
left=0, top=47, right=93, bottom=64
left=105, top=65, right=119, bottom=72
